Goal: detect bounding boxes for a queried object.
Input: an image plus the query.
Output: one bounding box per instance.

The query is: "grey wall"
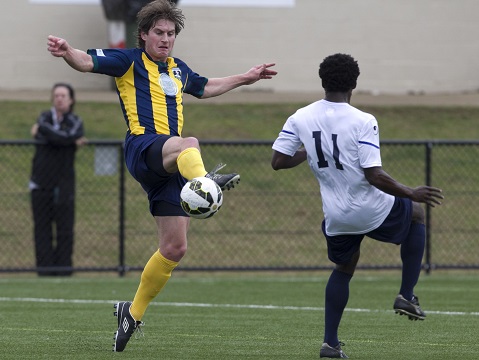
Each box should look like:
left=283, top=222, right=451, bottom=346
left=1, top=0, right=478, bottom=95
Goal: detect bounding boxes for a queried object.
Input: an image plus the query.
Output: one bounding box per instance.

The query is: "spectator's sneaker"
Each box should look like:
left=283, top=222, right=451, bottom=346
left=394, top=294, right=426, bottom=320
left=206, top=163, right=240, bottom=191
left=113, top=301, right=144, bottom=352
left=320, top=342, right=349, bottom=358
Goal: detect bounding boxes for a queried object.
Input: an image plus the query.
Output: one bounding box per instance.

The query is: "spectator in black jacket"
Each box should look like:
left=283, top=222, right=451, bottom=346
left=30, top=83, right=87, bottom=276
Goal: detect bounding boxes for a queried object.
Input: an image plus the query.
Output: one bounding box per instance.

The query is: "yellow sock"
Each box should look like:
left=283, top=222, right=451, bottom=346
left=177, top=147, right=208, bottom=180
left=130, top=251, right=178, bottom=321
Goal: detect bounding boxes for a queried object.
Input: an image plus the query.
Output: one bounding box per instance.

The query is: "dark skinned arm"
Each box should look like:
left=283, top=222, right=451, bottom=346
left=364, top=166, right=443, bottom=207
left=271, top=148, right=307, bottom=170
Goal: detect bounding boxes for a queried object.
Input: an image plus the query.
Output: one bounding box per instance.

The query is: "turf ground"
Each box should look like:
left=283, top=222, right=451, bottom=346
left=0, top=271, right=477, bottom=359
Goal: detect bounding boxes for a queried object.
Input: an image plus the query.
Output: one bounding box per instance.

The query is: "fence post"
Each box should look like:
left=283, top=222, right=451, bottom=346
left=118, top=145, right=126, bottom=277
left=424, top=142, right=433, bottom=274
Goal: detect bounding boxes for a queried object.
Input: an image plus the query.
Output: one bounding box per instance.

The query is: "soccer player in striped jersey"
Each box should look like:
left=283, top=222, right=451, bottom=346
left=271, top=53, right=443, bottom=358
left=47, top=0, right=276, bottom=352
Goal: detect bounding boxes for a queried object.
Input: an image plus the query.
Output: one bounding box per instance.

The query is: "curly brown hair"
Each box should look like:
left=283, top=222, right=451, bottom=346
left=136, top=0, right=185, bottom=48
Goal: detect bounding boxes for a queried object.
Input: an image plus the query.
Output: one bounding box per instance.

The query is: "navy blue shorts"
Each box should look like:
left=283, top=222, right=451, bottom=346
left=124, top=133, right=188, bottom=217
left=322, top=197, right=413, bottom=264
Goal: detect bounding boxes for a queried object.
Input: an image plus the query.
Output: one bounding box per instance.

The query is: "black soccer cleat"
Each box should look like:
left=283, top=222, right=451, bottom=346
left=205, top=163, right=240, bottom=191
left=113, top=301, right=144, bottom=352
left=394, top=294, right=426, bottom=321
left=320, top=342, right=349, bottom=358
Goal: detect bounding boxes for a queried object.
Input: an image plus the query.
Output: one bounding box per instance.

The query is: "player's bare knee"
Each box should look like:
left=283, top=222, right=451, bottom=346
left=160, top=243, right=187, bottom=262
left=182, top=137, right=200, bottom=150
left=411, top=202, right=425, bottom=224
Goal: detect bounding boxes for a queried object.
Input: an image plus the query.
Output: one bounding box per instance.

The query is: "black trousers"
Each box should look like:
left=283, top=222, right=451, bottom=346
left=31, top=187, right=75, bottom=276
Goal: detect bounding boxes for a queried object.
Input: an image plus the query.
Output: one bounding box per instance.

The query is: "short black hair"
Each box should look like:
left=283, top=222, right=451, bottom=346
left=318, top=53, right=360, bottom=92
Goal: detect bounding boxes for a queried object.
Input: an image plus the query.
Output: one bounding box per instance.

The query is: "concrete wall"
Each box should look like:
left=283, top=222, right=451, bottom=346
left=1, top=0, right=109, bottom=91
left=1, top=0, right=478, bottom=95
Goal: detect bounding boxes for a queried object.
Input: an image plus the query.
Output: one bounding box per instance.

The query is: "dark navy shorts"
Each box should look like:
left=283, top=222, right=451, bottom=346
left=124, top=133, right=188, bottom=217
left=321, top=197, right=413, bottom=264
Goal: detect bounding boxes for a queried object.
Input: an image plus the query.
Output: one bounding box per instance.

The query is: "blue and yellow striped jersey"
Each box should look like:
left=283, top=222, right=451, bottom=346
left=87, top=48, right=208, bottom=136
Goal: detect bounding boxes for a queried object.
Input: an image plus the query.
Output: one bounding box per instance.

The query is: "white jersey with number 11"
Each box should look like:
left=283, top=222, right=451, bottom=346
left=272, top=99, right=395, bottom=236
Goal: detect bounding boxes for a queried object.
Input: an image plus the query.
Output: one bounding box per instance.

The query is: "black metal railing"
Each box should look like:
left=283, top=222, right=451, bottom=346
left=1, top=140, right=478, bottom=275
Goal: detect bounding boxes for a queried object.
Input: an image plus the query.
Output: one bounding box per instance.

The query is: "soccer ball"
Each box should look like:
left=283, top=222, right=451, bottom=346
left=180, top=177, right=223, bottom=219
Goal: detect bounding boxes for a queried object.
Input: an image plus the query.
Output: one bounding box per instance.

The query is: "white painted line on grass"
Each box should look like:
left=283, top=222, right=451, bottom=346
left=0, top=297, right=478, bottom=317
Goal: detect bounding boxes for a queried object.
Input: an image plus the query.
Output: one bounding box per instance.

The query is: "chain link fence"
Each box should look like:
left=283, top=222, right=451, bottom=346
left=1, top=140, right=478, bottom=275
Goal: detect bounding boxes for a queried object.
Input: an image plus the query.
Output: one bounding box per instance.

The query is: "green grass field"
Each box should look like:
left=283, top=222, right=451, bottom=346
left=3, top=100, right=479, bottom=141
left=0, top=99, right=479, bottom=360
left=1, top=271, right=478, bottom=359
left=2, top=100, right=479, bottom=358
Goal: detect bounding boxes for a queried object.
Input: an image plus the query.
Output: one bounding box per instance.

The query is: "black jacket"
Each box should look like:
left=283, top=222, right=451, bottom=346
left=30, top=109, right=84, bottom=190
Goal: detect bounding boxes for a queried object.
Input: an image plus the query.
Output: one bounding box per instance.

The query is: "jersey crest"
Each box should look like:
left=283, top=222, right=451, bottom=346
left=172, top=68, right=182, bottom=81
left=159, top=73, right=178, bottom=96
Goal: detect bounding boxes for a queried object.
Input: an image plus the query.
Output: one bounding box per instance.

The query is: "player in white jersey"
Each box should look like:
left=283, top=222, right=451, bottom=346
left=273, top=96, right=395, bottom=236
left=271, top=53, right=443, bottom=359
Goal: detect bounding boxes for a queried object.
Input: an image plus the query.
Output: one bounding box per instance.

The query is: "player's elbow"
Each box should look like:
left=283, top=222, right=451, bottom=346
left=271, top=157, right=292, bottom=171
left=271, top=160, right=281, bottom=171
left=271, top=151, right=284, bottom=171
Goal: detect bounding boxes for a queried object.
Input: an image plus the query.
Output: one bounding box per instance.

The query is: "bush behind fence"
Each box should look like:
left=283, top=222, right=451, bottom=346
left=1, top=140, right=478, bottom=275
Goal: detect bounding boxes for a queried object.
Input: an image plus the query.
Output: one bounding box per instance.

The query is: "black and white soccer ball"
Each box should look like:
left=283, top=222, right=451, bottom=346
left=180, top=177, right=223, bottom=219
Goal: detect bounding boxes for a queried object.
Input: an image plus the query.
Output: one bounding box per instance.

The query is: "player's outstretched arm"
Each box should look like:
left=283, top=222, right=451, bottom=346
left=47, top=35, right=94, bottom=73
left=202, top=63, right=277, bottom=99
left=364, top=166, right=443, bottom=207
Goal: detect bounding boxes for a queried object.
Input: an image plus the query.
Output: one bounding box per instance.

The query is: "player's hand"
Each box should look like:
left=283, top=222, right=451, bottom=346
left=47, top=35, right=69, bottom=58
left=244, top=63, right=277, bottom=84
left=411, top=186, right=444, bottom=207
